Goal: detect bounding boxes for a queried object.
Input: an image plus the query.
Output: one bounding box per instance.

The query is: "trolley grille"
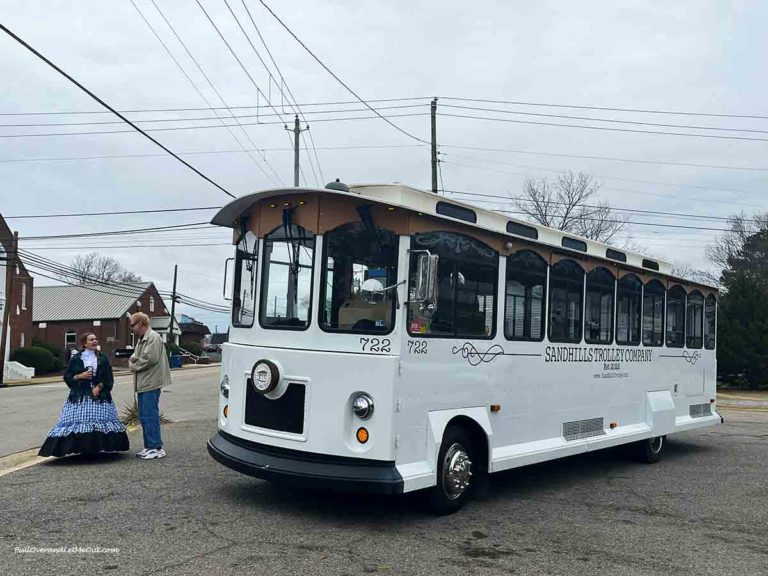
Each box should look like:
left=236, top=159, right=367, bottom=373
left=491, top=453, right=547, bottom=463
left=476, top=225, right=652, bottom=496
left=563, top=417, right=606, bottom=441
left=689, top=403, right=712, bottom=418
left=244, top=382, right=305, bottom=434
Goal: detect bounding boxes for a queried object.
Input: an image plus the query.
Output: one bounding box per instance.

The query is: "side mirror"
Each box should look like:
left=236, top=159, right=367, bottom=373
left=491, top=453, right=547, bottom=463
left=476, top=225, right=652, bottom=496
left=360, top=278, right=386, bottom=304
left=411, top=251, right=439, bottom=315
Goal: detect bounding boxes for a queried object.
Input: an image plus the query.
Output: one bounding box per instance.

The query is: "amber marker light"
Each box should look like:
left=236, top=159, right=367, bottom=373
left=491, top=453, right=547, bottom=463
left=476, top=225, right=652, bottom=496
left=490, top=404, right=501, bottom=413
left=356, top=427, right=369, bottom=444
left=223, top=405, right=229, bottom=418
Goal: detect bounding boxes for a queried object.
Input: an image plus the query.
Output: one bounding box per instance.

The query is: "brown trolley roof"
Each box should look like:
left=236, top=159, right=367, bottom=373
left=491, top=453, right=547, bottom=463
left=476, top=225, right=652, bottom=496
left=211, top=184, right=718, bottom=293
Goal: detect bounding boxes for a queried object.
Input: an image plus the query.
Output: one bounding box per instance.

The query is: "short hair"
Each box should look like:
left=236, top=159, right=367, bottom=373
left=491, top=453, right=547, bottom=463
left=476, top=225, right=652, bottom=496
left=131, top=312, right=150, bottom=327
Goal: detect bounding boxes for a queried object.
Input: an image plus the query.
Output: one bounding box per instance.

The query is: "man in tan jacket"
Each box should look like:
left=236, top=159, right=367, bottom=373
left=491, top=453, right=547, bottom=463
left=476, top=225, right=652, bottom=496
left=129, top=312, right=171, bottom=459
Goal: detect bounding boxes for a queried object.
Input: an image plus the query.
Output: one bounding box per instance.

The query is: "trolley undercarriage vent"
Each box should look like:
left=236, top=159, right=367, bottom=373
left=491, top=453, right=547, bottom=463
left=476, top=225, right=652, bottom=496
left=562, top=417, right=606, bottom=441
left=689, top=403, right=712, bottom=418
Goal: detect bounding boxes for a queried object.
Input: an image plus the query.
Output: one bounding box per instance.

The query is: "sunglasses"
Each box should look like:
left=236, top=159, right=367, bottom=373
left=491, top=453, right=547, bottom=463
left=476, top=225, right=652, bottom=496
left=130, top=321, right=140, bottom=327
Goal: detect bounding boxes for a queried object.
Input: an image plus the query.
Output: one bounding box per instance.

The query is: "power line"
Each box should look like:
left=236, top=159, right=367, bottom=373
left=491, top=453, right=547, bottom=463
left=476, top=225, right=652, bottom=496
left=15, top=221, right=214, bottom=241
left=129, top=0, right=280, bottom=186
left=439, top=96, right=768, bottom=121
left=4, top=206, right=220, bottom=219
left=440, top=103, right=768, bottom=135
left=439, top=112, right=768, bottom=143
left=258, top=0, right=429, bottom=145
left=0, top=22, right=237, bottom=199
left=440, top=143, right=768, bottom=173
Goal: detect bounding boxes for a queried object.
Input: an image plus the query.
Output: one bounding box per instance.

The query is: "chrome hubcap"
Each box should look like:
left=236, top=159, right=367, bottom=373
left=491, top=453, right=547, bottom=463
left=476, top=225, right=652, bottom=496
left=442, top=443, right=472, bottom=500
left=650, top=436, right=663, bottom=454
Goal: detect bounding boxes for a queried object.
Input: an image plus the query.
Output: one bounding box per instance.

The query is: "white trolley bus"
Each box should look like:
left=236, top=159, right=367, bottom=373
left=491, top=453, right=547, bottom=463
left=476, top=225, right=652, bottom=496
left=207, top=182, right=721, bottom=513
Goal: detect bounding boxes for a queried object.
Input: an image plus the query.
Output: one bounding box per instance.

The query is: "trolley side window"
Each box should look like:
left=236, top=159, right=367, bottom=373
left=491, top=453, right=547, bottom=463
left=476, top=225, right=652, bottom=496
left=259, top=224, right=315, bottom=330
left=585, top=267, right=615, bottom=345
left=548, top=259, right=584, bottom=343
left=232, top=231, right=258, bottom=328
left=616, top=274, right=642, bottom=346
left=408, top=232, right=498, bottom=338
left=686, top=291, right=704, bottom=349
left=504, top=250, right=547, bottom=342
left=666, top=285, right=686, bottom=348
left=319, top=223, right=398, bottom=334
left=642, top=279, right=665, bottom=346
left=704, top=294, right=716, bottom=350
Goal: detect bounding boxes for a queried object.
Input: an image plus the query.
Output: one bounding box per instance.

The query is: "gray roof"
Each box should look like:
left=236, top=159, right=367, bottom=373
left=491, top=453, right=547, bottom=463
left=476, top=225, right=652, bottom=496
left=150, top=315, right=181, bottom=335
left=33, top=283, right=152, bottom=322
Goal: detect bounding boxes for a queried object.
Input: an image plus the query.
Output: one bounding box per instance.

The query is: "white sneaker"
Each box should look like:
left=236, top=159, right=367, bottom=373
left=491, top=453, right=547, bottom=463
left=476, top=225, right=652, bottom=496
left=136, top=449, right=150, bottom=458
left=138, top=448, right=166, bottom=460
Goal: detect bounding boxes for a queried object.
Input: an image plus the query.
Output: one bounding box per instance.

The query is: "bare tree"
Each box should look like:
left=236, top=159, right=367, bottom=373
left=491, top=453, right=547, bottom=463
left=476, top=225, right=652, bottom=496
left=65, top=252, right=143, bottom=285
left=514, top=171, right=627, bottom=243
left=670, top=264, right=719, bottom=285
left=706, top=212, right=768, bottom=271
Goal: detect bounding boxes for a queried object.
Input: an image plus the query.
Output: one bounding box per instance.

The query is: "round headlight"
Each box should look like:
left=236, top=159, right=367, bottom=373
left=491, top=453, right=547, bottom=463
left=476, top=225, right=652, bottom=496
left=219, top=375, right=230, bottom=399
left=352, top=394, right=374, bottom=419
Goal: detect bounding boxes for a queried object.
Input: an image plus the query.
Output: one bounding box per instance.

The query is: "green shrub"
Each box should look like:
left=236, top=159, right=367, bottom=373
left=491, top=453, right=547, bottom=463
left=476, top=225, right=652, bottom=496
left=31, top=338, right=61, bottom=358
left=183, top=342, right=204, bottom=357
left=164, top=342, right=181, bottom=356
left=10, top=347, right=56, bottom=375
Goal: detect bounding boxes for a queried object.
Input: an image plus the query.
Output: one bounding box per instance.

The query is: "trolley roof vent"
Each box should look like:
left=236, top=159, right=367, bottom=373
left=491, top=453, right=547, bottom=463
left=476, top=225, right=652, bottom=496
left=325, top=179, right=350, bottom=192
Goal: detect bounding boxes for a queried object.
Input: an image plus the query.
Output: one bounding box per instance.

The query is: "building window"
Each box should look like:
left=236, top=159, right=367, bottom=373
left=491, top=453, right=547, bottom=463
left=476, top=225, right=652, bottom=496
left=704, top=295, right=716, bottom=350
left=319, top=223, right=398, bottom=334
left=616, top=274, right=642, bottom=346
left=259, top=224, right=314, bottom=330
left=548, top=259, right=584, bottom=343
left=149, top=297, right=155, bottom=312
left=504, top=250, right=547, bottom=342
left=21, top=282, right=27, bottom=310
left=686, top=291, right=704, bottom=349
left=642, top=280, right=665, bottom=347
left=19, top=332, right=25, bottom=348
left=585, top=267, right=614, bottom=345
left=408, top=231, right=498, bottom=338
left=65, top=330, right=77, bottom=349
left=666, top=285, right=686, bottom=348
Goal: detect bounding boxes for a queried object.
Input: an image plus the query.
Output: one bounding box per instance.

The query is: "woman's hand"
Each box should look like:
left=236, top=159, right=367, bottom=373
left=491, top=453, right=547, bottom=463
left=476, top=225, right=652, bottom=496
left=76, top=368, right=94, bottom=381
left=91, top=384, right=101, bottom=398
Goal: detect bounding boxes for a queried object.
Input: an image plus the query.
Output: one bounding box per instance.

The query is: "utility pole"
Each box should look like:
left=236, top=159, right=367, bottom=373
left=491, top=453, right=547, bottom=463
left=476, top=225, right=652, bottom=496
left=431, top=98, right=438, bottom=194
left=167, top=264, right=178, bottom=352
left=0, top=232, right=18, bottom=386
left=285, top=115, right=309, bottom=187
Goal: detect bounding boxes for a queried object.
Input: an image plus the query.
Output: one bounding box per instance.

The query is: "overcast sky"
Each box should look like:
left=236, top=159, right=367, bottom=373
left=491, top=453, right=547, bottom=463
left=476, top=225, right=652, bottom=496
left=1, top=0, right=766, bottom=330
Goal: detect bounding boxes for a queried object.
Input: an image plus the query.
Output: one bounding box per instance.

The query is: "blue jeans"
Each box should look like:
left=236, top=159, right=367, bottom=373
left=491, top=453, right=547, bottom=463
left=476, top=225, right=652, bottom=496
left=137, top=389, right=163, bottom=450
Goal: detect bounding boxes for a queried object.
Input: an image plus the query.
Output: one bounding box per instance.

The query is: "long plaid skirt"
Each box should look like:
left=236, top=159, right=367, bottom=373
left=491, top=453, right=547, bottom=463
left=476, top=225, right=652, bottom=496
left=38, top=397, right=129, bottom=457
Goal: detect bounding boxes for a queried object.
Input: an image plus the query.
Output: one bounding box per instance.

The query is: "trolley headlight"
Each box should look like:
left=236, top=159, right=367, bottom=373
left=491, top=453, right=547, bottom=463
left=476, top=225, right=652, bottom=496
left=352, top=394, right=375, bottom=419
left=220, top=375, right=230, bottom=399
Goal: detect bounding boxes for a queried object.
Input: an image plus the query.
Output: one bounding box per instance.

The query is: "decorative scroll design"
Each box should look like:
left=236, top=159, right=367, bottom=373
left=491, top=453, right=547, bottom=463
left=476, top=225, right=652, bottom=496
left=451, top=342, right=505, bottom=366
left=660, top=350, right=702, bottom=365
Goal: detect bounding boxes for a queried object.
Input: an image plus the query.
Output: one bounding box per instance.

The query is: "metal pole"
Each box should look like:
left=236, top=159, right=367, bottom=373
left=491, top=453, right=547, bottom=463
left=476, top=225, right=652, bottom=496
left=0, top=232, right=18, bottom=386
left=431, top=98, right=438, bottom=193
left=168, top=264, right=178, bottom=352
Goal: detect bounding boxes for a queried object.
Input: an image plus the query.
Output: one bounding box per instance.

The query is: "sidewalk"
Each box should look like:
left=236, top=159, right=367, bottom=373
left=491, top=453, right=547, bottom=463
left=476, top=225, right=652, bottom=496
left=716, top=389, right=768, bottom=412
left=2, top=362, right=220, bottom=387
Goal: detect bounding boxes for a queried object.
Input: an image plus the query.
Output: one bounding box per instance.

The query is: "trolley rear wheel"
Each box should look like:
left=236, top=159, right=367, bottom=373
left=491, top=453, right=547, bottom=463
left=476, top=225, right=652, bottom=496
left=637, top=435, right=666, bottom=464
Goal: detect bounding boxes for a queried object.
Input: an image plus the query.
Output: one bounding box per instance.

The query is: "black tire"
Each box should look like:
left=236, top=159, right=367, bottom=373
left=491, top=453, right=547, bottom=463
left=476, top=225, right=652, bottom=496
left=638, top=435, right=666, bottom=464
left=428, top=426, right=475, bottom=515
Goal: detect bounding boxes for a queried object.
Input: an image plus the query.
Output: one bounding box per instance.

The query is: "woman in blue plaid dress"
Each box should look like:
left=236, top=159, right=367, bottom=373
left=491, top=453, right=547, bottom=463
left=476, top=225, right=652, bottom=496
left=39, top=333, right=129, bottom=457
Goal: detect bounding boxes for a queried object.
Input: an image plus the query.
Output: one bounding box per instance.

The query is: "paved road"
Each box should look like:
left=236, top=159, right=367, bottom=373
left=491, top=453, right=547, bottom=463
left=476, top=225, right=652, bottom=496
left=0, top=393, right=765, bottom=575
left=0, top=366, right=220, bottom=457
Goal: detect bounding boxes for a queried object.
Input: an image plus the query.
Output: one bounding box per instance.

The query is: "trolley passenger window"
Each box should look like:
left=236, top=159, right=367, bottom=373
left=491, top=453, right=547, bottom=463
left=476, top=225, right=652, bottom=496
left=704, top=294, right=716, bottom=350
left=505, top=250, right=546, bottom=341
left=686, top=291, right=704, bottom=349
left=320, top=223, right=398, bottom=334
left=408, top=232, right=497, bottom=338
left=616, top=274, right=642, bottom=346
left=585, top=267, right=614, bottom=345
left=259, top=224, right=314, bottom=330
left=642, top=279, right=665, bottom=346
left=232, top=231, right=257, bottom=328
left=548, top=259, right=584, bottom=343
left=666, top=285, right=686, bottom=348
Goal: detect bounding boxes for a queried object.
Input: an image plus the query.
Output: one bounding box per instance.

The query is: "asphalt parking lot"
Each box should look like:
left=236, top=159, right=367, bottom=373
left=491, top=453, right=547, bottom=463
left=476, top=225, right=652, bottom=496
left=1, top=405, right=766, bottom=576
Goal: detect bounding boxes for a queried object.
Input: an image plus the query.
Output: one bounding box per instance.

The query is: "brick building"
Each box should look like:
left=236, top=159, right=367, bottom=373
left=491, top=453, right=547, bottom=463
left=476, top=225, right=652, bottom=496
left=0, top=215, right=34, bottom=367
left=33, top=282, right=174, bottom=360
left=179, top=314, right=211, bottom=349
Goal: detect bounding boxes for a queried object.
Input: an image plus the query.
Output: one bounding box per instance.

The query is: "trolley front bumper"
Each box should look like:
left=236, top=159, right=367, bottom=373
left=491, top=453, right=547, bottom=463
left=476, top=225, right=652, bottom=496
left=207, top=431, right=404, bottom=495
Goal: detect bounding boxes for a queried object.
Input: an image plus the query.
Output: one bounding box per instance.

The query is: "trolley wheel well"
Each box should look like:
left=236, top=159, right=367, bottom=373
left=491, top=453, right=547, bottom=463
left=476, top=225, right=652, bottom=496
left=445, top=416, right=489, bottom=475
